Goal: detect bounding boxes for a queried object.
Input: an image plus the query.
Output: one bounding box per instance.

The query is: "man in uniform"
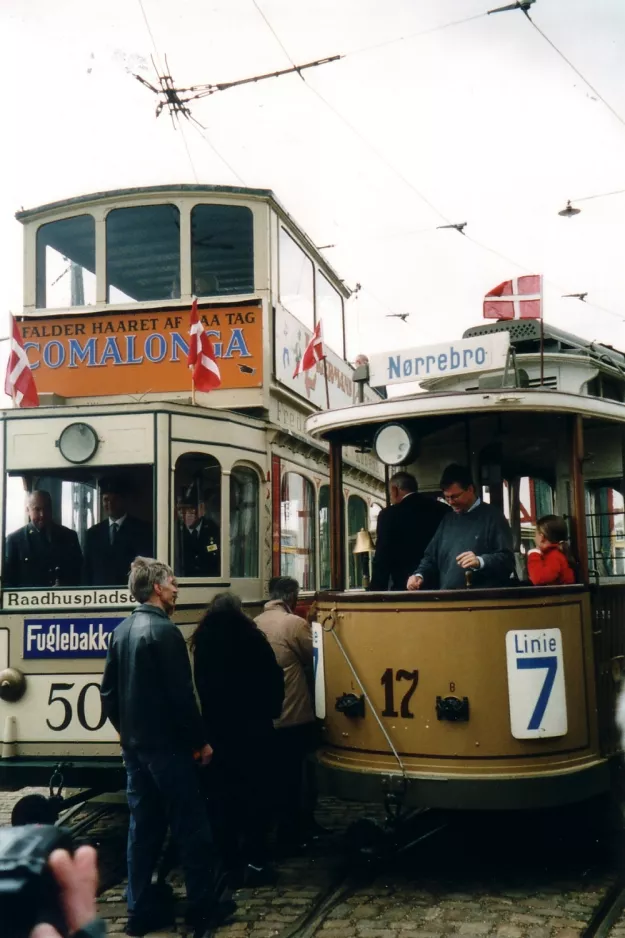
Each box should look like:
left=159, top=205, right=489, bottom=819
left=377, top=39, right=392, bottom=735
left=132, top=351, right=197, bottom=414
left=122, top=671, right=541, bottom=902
left=177, top=503, right=220, bottom=577
left=370, top=472, right=449, bottom=591
left=4, top=489, right=82, bottom=588
left=83, top=477, right=152, bottom=586
left=407, top=464, right=514, bottom=591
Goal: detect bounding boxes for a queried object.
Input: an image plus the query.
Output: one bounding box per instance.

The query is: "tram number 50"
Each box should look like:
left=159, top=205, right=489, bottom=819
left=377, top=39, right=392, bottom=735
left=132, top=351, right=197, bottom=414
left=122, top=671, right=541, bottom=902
left=380, top=668, right=419, bottom=718
left=46, top=682, right=108, bottom=732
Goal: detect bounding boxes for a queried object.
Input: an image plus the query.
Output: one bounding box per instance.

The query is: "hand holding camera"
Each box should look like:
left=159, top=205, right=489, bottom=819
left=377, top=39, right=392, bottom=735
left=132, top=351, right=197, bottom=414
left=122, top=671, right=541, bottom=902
left=31, top=845, right=98, bottom=938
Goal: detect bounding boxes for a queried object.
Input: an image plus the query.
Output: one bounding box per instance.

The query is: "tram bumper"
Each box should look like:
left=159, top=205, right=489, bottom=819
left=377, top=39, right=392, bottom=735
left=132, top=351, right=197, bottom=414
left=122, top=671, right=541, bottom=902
left=316, top=755, right=611, bottom=811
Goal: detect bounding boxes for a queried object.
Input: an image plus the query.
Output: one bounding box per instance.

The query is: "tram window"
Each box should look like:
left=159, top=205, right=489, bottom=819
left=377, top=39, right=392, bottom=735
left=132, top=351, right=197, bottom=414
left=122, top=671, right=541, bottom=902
left=230, top=466, right=259, bottom=578
left=36, top=215, right=96, bottom=309
left=3, top=468, right=153, bottom=589
left=191, top=205, right=254, bottom=297
left=319, top=485, right=330, bottom=591
left=279, top=227, right=314, bottom=329
left=316, top=271, right=344, bottom=358
left=348, top=495, right=369, bottom=589
left=174, top=453, right=221, bottom=578
left=280, top=472, right=315, bottom=590
left=586, top=482, right=625, bottom=577
left=106, top=205, right=181, bottom=303
left=370, top=503, right=382, bottom=534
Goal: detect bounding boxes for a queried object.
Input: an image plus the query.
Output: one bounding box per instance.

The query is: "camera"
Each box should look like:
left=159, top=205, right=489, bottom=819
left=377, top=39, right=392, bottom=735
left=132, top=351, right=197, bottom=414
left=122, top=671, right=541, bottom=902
left=0, top=825, right=73, bottom=938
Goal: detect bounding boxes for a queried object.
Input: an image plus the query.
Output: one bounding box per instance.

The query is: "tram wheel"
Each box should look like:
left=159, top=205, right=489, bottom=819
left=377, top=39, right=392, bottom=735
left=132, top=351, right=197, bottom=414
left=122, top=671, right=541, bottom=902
left=344, top=817, right=389, bottom=866
left=11, top=793, right=60, bottom=826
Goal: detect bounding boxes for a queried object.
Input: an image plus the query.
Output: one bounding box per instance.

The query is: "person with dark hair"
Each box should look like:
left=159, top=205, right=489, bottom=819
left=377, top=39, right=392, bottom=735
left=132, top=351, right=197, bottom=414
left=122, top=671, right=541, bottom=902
left=527, top=515, right=576, bottom=585
left=255, top=576, right=319, bottom=853
left=4, top=490, right=83, bottom=587
left=177, top=503, right=220, bottom=577
left=100, top=558, right=229, bottom=938
left=83, top=477, right=153, bottom=586
left=370, top=471, right=449, bottom=591
left=407, top=464, right=514, bottom=590
left=191, top=593, right=284, bottom=886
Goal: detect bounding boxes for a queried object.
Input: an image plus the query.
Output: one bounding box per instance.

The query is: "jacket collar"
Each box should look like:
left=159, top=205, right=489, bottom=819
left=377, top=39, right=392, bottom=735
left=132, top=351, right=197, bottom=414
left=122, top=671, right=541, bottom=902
left=264, top=599, right=291, bottom=614
left=135, top=602, right=170, bottom=620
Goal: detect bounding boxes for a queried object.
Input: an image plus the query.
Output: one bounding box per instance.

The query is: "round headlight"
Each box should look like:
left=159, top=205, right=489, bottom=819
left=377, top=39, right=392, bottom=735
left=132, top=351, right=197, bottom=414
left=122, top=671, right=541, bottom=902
left=373, top=423, right=415, bottom=466
left=57, top=423, right=99, bottom=464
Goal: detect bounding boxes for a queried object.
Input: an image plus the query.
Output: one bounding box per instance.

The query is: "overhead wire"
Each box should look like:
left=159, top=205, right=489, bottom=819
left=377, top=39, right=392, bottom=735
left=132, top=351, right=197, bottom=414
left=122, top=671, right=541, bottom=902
left=524, top=12, right=625, bottom=133
left=344, top=10, right=489, bottom=58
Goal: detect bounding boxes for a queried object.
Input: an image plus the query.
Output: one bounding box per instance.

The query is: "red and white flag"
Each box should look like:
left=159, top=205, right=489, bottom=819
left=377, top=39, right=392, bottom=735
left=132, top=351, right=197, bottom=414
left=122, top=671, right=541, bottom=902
left=187, top=298, right=221, bottom=392
left=483, top=275, right=543, bottom=321
left=293, top=320, right=326, bottom=378
left=4, top=317, right=39, bottom=408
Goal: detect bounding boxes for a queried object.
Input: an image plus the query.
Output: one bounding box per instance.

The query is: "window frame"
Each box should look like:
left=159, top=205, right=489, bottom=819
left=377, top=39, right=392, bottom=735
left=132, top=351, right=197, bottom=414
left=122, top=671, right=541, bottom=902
left=173, top=450, right=224, bottom=582
left=229, top=461, right=262, bottom=579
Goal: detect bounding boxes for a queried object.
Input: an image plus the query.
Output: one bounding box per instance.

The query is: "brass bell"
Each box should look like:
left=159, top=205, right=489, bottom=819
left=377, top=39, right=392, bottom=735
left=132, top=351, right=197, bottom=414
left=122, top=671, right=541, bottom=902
left=353, top=529, right=374, bottom=554
left=0, top=668, right=27, bottom=702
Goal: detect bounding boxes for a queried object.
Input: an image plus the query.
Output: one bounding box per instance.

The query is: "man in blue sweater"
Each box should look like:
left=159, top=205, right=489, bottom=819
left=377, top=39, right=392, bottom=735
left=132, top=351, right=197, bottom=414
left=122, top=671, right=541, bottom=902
left=406, top=464, right=514, bottom=590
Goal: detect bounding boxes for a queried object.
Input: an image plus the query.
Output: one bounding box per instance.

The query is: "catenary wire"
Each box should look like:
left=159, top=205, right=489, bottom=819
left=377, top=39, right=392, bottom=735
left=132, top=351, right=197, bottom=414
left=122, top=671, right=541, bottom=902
left=525, top=13, right=625, bottom=133
left=344, top=10, right=488, bottom=58
left=188, top=121, right=248, bottom=186
left=179, top=122, right=200, bottom=183
left=136, top=0, right=165, bottom=74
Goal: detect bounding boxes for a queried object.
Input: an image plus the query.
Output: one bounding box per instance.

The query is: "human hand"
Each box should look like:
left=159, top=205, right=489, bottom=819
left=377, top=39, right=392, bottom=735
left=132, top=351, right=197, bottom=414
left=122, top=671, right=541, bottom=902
left=31, top=845, right=98, bottom=938
left=199, top=742, right=213, bottom=766
left=456, top=552, right=480, bottom=570
left=406, top=575, right=423, bottom=590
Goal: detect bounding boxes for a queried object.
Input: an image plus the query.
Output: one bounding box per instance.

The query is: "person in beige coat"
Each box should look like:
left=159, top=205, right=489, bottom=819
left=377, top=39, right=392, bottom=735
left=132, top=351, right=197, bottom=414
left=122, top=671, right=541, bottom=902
left=255, top=576, right=318, bottom=852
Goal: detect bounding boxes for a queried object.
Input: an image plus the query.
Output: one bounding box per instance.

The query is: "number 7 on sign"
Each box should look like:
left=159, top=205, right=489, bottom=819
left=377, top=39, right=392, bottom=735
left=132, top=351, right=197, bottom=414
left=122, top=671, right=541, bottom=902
left=516, top=655, right=558, bottom=731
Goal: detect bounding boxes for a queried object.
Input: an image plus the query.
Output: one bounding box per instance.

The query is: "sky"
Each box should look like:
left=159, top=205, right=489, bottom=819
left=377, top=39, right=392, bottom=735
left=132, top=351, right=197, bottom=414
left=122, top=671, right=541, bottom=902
left=1, top=0, right=624, bottom=389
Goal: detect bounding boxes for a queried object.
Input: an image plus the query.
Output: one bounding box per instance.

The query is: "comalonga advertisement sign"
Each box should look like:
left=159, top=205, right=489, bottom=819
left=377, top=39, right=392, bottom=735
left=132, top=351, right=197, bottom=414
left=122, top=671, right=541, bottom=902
left=17, top=303, right=263, bottom=397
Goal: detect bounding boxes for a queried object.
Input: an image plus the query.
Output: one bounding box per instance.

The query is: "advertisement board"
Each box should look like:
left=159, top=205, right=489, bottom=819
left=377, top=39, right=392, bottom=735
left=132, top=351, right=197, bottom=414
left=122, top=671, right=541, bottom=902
left=18, top=303, right=263, bottom=397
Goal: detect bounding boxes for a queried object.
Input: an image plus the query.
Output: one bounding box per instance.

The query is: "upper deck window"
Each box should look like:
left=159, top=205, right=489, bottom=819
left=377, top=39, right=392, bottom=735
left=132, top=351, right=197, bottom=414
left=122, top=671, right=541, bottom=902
left=279, top=227, right=314, bottom=329
left=106, top=204, right=180, bottom=303
left=36, top=215, right=96, bottom=309
left=316, top=270, right=344, bottom=358
left=191, top=205, right=254, bottom=297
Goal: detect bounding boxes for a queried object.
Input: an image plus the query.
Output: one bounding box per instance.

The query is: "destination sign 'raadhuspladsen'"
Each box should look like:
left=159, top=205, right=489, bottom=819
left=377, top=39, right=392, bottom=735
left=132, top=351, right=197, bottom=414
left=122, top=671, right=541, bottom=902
left=17, top=304, right=263, bottom=397
left=23, top=617, right=123, bottom=658
left=368, top=333, right=510, bottom=387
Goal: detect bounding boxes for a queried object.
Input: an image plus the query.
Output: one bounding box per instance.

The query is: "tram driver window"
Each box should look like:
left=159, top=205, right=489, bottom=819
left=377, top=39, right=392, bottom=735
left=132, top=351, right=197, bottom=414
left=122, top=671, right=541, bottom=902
left=174, top=453, right=222, bottom=578
left=348, top=495, right=369, bottom=589
left=281, top=472, right=315, bottom=590
left=3, top=467, right=153, bottom=589
left=106, top=204, right=181, bottom=303
left=586, top=482, right=625, bottom=577
left=279, top=228, right=314, bottom=329
left=36, top=215, right=96, bottom=309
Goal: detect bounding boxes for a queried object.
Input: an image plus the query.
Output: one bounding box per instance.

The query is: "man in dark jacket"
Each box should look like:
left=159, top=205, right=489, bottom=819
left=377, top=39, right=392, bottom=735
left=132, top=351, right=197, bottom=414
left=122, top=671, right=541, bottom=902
left=4, top=490, right=83, bottom=588
left=83, top=477, right=152, bottom=586
left=407, top=464, right=514, bottom=591
left=100, top=557, right=228, bottom=938
left=370, top=472, right=449, bottom=591
left=177, top=504, right=220, bottom=577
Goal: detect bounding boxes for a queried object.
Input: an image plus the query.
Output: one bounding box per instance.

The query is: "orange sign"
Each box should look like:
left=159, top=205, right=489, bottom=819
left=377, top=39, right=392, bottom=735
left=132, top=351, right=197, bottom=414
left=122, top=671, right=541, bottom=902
left=19, top=304, right=263, bottom=397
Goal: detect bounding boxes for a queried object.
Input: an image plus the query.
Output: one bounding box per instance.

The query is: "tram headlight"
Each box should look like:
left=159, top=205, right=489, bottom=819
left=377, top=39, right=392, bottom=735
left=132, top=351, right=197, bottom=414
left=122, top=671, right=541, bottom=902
left=373, top=423, right=416, bottom=466
left=0, top=668, right=27, bottom=702
left=56, top=422, right=99, bottom=464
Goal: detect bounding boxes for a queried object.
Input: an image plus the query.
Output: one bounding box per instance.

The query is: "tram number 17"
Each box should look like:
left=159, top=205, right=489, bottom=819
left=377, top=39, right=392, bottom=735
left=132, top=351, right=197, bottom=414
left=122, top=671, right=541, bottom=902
left=380, top=668, right=419, bottom=718
left=46, top=682, right=108, bottom=732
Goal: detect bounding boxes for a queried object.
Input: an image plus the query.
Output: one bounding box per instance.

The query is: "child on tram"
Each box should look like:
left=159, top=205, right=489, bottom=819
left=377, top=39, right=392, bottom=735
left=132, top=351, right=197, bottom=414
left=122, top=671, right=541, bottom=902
left=527, top=514, right=576, bottom=585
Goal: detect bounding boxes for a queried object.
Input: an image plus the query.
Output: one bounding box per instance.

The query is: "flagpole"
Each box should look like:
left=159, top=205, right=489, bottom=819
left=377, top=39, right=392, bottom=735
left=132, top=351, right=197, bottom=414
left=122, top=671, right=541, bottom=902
left=192, top=375, right=196, bottom=406
left=323, top=358, right=330, bottom=410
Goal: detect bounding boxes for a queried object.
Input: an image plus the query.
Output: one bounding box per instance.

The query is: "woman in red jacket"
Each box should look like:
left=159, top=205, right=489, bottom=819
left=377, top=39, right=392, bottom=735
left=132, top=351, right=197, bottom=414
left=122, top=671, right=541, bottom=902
left=527, top=515, right=576, bottom=585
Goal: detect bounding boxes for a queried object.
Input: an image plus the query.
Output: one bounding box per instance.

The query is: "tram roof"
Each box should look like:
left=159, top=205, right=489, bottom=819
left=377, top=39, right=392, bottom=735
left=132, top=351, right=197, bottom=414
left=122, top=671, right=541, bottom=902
left=306, top=388, right=625, bottom=445
left=15, top=184, right=350, bottom=299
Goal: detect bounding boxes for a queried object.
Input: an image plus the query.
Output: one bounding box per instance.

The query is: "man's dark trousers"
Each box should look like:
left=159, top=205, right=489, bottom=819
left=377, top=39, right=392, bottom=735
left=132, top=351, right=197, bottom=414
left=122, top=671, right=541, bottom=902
left=123, top=747, right=218, bottom=921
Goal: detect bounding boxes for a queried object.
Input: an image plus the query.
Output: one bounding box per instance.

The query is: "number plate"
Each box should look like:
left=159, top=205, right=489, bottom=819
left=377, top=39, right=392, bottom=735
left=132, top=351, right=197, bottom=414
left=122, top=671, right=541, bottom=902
left=312, top=622, right=326, bottom=719
left=506, top=629, right=567, bottom=739
left=0, top=674, right=118, bottom=743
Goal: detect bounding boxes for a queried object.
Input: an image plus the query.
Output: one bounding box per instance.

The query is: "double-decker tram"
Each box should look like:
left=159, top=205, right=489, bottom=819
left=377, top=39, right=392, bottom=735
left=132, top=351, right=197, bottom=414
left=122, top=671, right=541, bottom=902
left=308, top=320, right=625, bottom=811
left=0, top=184, right=385, bottom=813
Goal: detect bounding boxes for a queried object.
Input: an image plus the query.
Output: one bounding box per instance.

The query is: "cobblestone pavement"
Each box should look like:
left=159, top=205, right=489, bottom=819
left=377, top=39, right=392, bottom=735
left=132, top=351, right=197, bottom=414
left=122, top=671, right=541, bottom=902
left=1, top=787, right=623, bottom=938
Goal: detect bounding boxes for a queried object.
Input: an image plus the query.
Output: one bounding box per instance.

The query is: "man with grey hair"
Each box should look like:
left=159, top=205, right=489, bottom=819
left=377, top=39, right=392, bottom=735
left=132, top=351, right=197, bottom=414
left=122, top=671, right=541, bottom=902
left=370, top=471, right=449, bottom=591
left=101, top=557, right=228, bottom=938
left=4, top=489, right=83, bottom=587
left=255, top=576, right=319, bottom=853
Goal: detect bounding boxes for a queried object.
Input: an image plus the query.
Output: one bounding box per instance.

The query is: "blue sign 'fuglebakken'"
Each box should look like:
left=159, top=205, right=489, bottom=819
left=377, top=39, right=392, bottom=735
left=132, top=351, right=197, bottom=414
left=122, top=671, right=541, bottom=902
left=23, top=618, right=123, bottom=659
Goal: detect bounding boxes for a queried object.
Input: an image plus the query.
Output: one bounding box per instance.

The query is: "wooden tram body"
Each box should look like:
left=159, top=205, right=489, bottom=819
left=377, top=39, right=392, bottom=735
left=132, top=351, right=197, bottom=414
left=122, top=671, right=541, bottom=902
left=308, top=322, right=625, bottom=810
left=0, top=185, right=384, bottom=795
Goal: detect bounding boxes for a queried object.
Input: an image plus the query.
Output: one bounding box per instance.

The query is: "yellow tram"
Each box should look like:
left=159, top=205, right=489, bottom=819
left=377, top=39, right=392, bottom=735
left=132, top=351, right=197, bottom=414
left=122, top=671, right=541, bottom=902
left=308, top=322, right=625, bottom=810
left=0, top=184, right=384, bottom=800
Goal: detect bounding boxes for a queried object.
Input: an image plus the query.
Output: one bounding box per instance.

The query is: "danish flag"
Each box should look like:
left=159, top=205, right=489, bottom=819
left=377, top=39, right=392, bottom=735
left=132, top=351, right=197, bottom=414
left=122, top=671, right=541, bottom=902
left=483, top=275, right=543, bottom=321
left=4, top=317, right=39, bottom=408
left=187, top=299, right=221, bottom=391
left=293, top=320, right=326, bottom=378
